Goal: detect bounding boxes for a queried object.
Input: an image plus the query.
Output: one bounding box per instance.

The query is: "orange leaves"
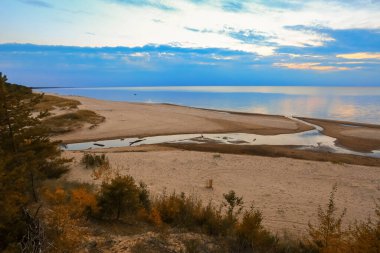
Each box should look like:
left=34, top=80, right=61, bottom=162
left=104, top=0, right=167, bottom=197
left=42, top=185, right=97, bottom=218
left=149, top=208, right=163, bottom=227
left=71, top=186, right=99, bottom=217
left=40, top=184, right=95, bottom=251
left=42, top=187, right=66, bottom=205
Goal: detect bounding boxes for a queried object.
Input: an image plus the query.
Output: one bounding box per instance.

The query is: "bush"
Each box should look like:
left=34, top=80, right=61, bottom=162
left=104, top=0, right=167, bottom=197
left=154, top=192, right=209, bottom=230
left=40, top=184, right=95, bottom=252
left=308, top=184, right=347, bottom=253
left=81, top=153, right=109, bottom=169
left=96, top=175, right=149, bottom=220
left=234, top=206, right=277, bottom=252
left=197, top=203, right=225, bottom=236
left=138, top=181, right=151, bottom=211
left=347, top=200, right=380, bottom=253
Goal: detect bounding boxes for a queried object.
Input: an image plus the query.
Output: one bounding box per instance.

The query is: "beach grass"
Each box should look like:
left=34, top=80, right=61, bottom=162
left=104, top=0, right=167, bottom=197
left=43, top=109, right=105, bottom=133
left=35, top=94, right=81, bottom=111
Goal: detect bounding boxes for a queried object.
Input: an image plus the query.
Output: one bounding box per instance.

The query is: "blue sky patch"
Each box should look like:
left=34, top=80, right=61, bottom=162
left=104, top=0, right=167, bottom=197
left=0, top=0, right=379, bottom=86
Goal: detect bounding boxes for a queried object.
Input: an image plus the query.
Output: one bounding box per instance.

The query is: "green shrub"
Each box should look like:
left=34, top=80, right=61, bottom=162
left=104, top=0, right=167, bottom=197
left=81, top=153, right=109, bottom=169
left=97, top=175, right=150, bottom=220
left=234, top=206, right=277, bottom=252
left=97, top=175, right=139, bottom=220
left=155, top=192, right=201, bottom=226
left=197, top=203, right=225, bottom=236
left=308, top=184, right=347, bottom=253
left=223, top=190, right=244, bottom=228
left=138, top=181, right=151, bottom=211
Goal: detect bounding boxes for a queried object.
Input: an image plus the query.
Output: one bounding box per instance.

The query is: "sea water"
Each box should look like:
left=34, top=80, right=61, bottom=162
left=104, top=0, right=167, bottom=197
left=38, top=86, right=380, bottom=125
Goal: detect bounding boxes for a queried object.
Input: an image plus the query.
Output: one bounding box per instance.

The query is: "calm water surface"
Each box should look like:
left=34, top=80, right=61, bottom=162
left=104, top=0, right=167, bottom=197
left=64, top=131, right=380, bottom=158
left=40, top=86, right=380, bottom=124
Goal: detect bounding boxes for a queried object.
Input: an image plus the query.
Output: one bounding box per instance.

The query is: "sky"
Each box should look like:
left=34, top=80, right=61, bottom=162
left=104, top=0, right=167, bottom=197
left=0, top=0, right=380, bottom=87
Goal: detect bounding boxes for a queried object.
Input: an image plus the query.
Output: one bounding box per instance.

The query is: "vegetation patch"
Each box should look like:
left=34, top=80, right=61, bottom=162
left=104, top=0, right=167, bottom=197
left=43, top=109, right=105, bottom=134
left=34, top=94, right=81, bottom=111
left=81, top=153, right=109, bottom=169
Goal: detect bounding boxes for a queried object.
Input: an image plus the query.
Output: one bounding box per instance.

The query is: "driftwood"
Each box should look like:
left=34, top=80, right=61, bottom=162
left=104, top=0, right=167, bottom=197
left=129, top=139, right=145, bottom=146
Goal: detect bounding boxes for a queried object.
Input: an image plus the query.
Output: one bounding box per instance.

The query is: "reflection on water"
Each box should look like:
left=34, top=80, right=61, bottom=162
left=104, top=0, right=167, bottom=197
left=39, top=86, right=380, bottom=124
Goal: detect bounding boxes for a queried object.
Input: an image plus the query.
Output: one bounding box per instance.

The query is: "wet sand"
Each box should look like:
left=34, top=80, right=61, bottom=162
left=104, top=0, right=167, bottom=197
left=161, top=143, right=380, bottom=167
left=298, top=117, right=380, bottom=152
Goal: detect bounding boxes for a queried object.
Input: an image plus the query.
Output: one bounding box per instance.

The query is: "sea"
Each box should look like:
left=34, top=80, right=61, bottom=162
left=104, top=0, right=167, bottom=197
left=38, top=86, right=380, bottom=125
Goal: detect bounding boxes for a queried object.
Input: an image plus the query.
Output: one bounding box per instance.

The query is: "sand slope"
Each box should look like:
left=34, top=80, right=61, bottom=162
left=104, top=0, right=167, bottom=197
left=64, top=148, right=380, bottom=235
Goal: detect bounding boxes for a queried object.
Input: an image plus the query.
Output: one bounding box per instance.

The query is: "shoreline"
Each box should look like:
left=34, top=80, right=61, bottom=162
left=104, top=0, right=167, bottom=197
left=49, top=94, right=380, bottom=154
left=298, top=117, right=380, bottom=152
left=51, top=94, right=313, bottom=143
left=49, top=92, right=380, bottom=127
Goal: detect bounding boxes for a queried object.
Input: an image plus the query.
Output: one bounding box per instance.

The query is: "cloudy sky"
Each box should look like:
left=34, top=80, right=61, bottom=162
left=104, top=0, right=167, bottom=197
left=0, top=0, right=379, bottom=86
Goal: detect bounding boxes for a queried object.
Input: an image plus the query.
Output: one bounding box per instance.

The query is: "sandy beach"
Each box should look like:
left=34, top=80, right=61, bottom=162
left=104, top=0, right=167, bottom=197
left=53, top=95, right=380, bottom=235
left=64, top=147, right=380, bottom=235
left=53, top=95, right=380, bottom=154
left=53, top=95, right=313, bottom=143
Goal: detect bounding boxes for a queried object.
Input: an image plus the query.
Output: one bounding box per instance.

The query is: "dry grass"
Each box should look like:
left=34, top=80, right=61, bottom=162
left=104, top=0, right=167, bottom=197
left=43, top=110, right=105, bottom=134
left=35, top=94, right=81, bottom=111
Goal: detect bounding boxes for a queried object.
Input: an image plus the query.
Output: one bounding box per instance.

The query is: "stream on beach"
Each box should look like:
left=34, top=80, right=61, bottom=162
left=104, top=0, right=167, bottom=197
left=38, top=86, right=379, bottom=158
left=63, top=118, right=380, bottom=158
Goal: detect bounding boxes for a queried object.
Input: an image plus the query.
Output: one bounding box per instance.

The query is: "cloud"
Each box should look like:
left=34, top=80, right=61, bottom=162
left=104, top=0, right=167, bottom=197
left=4, top=0, right=380, bottom=57
left=273, top=62, right=351, bottom=71
left=211, top=54, right=235, bottom=60
left=336, top=61, right=365, bottom=65
left=18, top=0, right=53, bottom=8
left=107, top=0, right=176, bottom=11
left=129, top=52, right=150, bottom=58
left=336, top=52, right=380, bottom=60
left=158, top=52, right=175, bottom=57
left=1, top=43, right=379, bottom=86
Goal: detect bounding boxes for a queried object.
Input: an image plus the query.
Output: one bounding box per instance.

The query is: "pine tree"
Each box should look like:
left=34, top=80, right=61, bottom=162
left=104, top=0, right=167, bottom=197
left=97, top=175, right=140, bottom=220
left=0, top=73, right=70, bottom=250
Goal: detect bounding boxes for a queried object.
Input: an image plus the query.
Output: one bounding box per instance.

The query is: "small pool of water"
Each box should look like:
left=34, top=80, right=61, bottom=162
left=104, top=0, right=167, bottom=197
left=63, top=130, right=380, bottom=158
